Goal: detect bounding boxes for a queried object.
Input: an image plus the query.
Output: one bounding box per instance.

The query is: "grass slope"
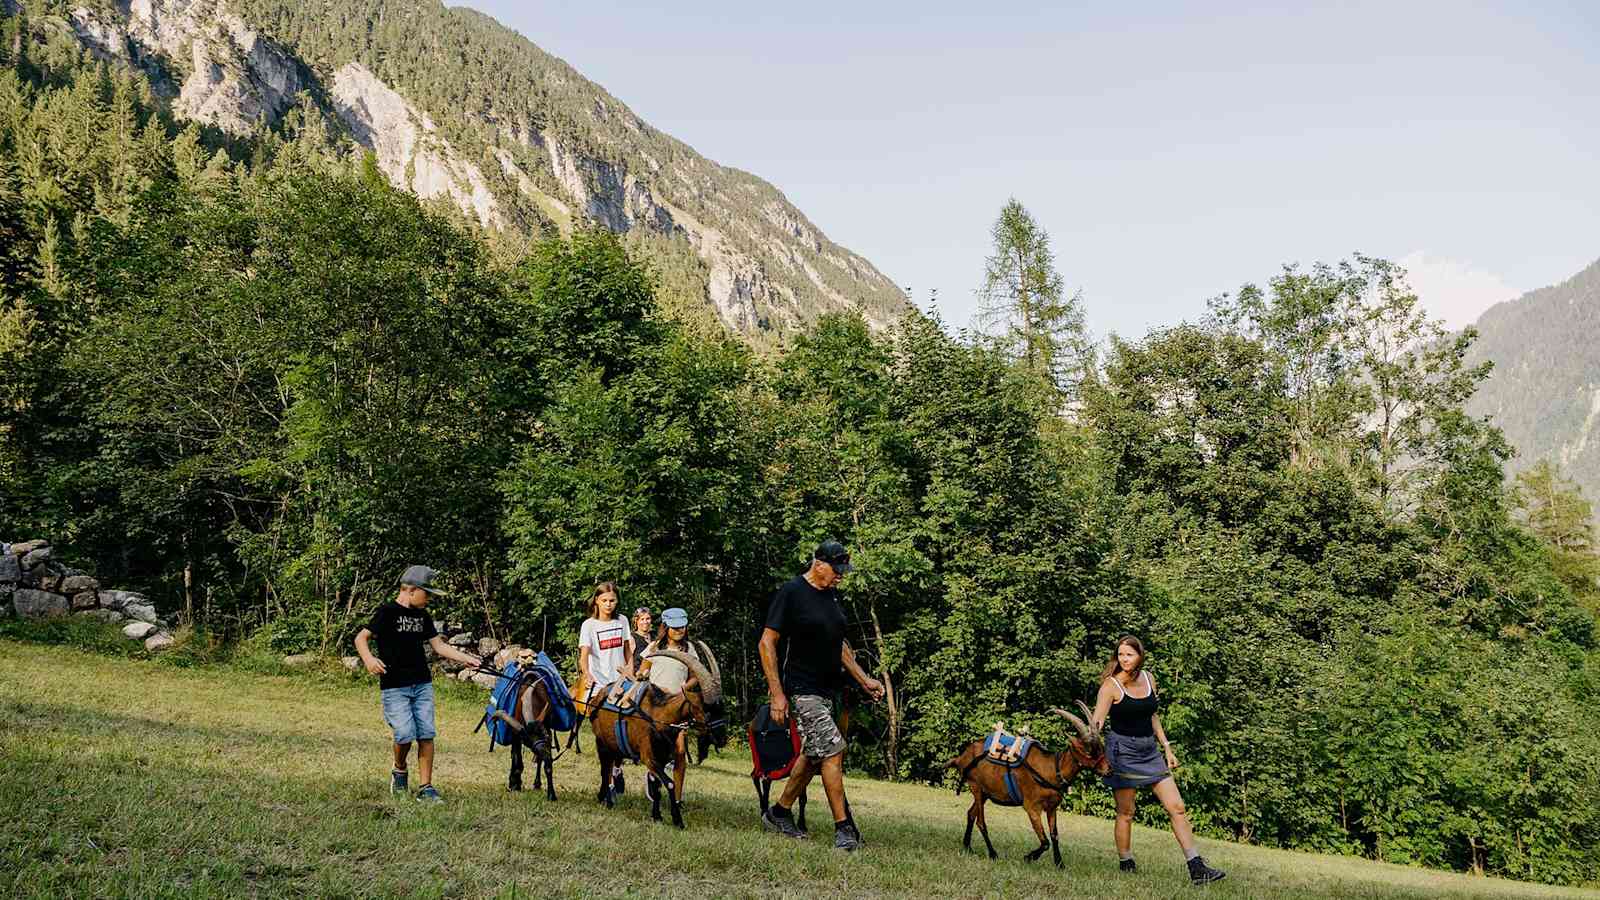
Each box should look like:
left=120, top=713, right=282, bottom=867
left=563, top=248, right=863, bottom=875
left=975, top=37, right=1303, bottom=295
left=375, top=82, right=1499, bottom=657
left=1, top=640, right=1594, bottom=899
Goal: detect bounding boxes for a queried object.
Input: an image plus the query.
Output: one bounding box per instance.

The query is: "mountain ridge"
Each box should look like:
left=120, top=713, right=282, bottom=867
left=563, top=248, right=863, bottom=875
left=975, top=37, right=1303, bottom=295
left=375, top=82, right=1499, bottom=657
left=49, top=0, right=910, bottom=338
left=1465, top=256, right=1600, bottom=499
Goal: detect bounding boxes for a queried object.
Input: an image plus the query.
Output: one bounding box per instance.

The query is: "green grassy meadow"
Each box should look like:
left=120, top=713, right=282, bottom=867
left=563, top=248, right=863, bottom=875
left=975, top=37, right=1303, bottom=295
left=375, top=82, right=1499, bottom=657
left=1, top=640, right=1594, bottom=899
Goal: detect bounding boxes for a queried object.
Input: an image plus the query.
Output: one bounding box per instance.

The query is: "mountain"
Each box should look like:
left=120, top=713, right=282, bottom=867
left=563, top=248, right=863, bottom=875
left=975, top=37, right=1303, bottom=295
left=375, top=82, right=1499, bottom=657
left=1464, top=256, right=1600, bottom=497
left=41, top=0, right=910, bottom=337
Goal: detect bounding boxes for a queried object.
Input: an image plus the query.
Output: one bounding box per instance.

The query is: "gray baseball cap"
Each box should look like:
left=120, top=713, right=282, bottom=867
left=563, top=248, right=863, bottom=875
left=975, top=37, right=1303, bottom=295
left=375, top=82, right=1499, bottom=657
left=400, top=564, right=448, bottom=596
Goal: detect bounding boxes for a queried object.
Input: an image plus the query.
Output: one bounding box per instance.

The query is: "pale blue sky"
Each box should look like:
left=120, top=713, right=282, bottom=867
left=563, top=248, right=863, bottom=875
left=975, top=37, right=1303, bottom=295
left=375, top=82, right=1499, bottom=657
left=456, top=1, right=1598, bottom=341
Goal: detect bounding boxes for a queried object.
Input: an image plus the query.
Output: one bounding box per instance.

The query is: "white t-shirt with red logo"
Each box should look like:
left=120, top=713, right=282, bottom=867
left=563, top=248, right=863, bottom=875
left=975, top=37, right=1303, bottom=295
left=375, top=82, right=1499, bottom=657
left=579, top=616, right=634, bottom=688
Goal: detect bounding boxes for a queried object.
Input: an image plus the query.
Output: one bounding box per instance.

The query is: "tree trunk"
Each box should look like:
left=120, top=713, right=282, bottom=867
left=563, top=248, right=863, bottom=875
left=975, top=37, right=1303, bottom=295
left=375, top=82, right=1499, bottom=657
left=868, top=601, right=900, bottom=778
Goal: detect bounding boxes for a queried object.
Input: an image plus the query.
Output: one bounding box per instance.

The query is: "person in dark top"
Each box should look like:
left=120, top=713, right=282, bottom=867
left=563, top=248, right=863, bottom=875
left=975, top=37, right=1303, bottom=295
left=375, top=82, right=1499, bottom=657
left=758, top=540, right=884, bottom=851
left=353, top=565, right=482, bottom=804
left=1090, top=635, right=1225, bottom=885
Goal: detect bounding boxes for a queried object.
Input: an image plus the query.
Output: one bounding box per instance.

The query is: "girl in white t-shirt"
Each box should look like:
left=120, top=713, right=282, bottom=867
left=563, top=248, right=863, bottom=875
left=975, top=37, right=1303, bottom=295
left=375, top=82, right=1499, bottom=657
left=577, top=581, right=635, bottom=794
left=577, top=581, right=635, bottom=706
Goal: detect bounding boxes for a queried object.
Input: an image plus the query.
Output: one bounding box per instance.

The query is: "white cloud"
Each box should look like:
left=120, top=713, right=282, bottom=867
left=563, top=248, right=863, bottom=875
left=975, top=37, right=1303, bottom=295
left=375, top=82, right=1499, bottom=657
left=1398, top=251, right=1518, bottom=332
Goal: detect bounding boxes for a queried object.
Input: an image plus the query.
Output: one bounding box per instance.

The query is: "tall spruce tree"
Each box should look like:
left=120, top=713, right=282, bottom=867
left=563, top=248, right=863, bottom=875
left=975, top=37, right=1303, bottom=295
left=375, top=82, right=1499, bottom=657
left=976, top=198, right=1087, bottom=399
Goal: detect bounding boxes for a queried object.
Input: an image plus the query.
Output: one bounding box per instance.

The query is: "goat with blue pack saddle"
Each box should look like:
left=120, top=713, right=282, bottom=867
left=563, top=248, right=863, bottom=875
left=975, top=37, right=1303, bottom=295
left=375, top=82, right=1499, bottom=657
left=586, top=643, right=725, bottom=828
left=477, top=650, right=579, bottom=801
left=946, top=704, right=1109, bottom=867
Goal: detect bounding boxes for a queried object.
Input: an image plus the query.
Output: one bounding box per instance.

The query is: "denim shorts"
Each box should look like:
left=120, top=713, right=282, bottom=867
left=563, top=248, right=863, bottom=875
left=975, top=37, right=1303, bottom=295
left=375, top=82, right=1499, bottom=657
left=381, top=682, right=437, bottom=744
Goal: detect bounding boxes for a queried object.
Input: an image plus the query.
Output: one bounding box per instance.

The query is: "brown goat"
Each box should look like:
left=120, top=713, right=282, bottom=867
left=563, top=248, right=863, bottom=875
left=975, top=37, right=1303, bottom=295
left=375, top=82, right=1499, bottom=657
left=587, top=642, right=725, bottom=828
left=489, top=676, right=560, bottom=801
left=946, top=704, right=1109, bottom=867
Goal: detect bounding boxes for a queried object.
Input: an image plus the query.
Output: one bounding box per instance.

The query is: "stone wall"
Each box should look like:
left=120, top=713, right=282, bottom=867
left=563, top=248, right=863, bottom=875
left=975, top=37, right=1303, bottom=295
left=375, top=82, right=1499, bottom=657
left=0, top=539, right=177, bottom=651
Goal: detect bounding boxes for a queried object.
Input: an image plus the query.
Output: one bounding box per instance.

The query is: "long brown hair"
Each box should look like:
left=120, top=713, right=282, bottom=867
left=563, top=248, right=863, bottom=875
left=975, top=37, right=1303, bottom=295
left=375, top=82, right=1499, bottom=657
left=1100, top=635, right=1146, bottom=681
left=653, top=620, right=690, bottom=651
left=587, top=582, right=620, bottom=621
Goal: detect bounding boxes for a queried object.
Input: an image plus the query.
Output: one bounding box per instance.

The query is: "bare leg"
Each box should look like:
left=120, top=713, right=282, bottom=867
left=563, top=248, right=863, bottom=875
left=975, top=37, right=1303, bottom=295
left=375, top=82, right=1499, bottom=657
left=817, top=752, right=847, bottom=823
left=416, top=739, right=434, bottom=787
left=1151, top=778, right=1197, bottom=853
left=1114, top=787, right=1136, bottom=858
left=776, top=753, right=815, bottom=809
left=671, top=732, right=687, bottom=829
left=392, top=741, right=410, bottom=772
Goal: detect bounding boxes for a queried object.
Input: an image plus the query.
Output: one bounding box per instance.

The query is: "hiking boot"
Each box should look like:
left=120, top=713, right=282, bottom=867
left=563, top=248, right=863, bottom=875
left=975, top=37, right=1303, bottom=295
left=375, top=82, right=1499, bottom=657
left=761, top=806, right=806, bottom=839
left=1187, top=855, right=1225, bottom=885
left=415, top=784, right=443, bottom=804
left=390, top=769, right=409, bottom=796
left=1119, top=857, right=1137, bottom=873
left=833, top=821, right=861, bottom=852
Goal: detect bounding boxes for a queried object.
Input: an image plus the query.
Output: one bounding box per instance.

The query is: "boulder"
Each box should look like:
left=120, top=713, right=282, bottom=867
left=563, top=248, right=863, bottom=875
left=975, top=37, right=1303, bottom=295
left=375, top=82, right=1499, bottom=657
left=447, top=632, right=475, bottom=648
left=77, top=608, right=123, bottom=623
left=13, top=589, right=69, bottom=618
left=98, top=590, right=146, bottom=611
left=494, top=644, right=523, bottom=669
left=468, top=672, right=497, bottom=689
left=432, top=619, right=445, bottom=636
left=21, top=547, right=51, bottom=568
left=0, top=553, right=19, bottom=583
left=282, top=653, right=316, bottom=668
left=9, top=539, right=47, bottom=556
left=477, top=637, right=503, bottom=657
left=342, top=655, right=362, bottom=672
left=122, top=602, right=160, bottom=624
left=59, top=575, right=99, bottom=594
left=70, top=591, right=99, bottom=611
left=122, top=621, right=157, bottom=640
left=144, top=632, right=175, bottom=652
left=455, top=668, right=477, bottom=682
left=441, top=658, right=465, bottom=674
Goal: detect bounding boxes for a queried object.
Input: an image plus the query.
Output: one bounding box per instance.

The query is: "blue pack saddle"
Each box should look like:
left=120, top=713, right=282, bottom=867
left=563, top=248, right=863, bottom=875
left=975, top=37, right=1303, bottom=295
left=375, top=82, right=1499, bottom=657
left=981, top=732, right=1034, bottom=805
left=601, top=678, right=646, bottom=762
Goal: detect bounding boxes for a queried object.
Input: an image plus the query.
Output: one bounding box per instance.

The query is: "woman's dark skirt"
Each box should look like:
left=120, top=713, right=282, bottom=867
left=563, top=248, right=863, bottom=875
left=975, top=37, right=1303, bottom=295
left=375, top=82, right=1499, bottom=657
left=1102, top=731, right=1171, bottom=790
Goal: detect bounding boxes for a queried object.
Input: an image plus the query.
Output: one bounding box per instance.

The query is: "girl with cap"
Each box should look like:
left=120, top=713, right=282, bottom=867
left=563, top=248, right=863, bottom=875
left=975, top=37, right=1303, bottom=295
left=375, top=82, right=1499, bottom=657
left=1090, top=635, right=1225, bottom=885
left=636, top=606, right=700, bottom=802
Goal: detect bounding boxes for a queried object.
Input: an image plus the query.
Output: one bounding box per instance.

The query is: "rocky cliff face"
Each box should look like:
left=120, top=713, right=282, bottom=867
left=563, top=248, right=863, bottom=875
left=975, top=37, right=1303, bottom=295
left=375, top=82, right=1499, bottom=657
left=43, top=0, right=909, bottom=337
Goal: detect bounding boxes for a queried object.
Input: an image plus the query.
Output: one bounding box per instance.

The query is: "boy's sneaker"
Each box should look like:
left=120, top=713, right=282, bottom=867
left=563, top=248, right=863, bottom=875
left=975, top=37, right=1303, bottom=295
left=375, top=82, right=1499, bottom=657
left=833, top=822, right=861, bottom=852
left=1187, top=855, right=1225, bottom=885
left=415, top=784, right=443, bottom=804
left=390, top=769, right=409, bottom=795
left=761, top=805, right=806, bottom=839
left=1119, top=857, right=1137, bottom=873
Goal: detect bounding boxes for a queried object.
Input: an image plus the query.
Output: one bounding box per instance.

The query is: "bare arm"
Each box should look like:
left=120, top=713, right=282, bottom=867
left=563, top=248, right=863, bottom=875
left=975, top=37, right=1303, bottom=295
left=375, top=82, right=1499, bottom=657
left=758, top=627, right=787, bottom=724
left=1091, top=679, right=1116, bottom=732
left=622, top=635, right=635, bottom=678
left=636, top=641, right=656, bottom=678
left=428, top=635, right=481, bottom=668
left=840, top=640, right=884, bottom=700
left=354, top=628, right=386, bottom=676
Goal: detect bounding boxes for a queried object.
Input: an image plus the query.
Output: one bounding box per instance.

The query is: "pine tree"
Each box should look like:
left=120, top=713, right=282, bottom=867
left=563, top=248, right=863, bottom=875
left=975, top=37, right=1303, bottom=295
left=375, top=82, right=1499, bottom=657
left=976, top=198, right=1088, bottom=400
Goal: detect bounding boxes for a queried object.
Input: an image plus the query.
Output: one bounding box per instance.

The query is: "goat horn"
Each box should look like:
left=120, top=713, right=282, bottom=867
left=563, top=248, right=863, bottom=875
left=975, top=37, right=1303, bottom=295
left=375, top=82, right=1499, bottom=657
left=647, top=649, right=721, bottom=707
left=693, top=640, right=722, bottom=692
left=1075, top=700, right=1102, bottom=738
left=1052, top=707, right=1092, bottom=742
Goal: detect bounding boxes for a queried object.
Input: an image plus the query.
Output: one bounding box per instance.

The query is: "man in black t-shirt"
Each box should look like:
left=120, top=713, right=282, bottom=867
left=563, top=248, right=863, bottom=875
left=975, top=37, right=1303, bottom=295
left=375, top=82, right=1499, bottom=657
left=354, top=565, right=482, bottom=803
left=758, top=540, right=883, bottom=851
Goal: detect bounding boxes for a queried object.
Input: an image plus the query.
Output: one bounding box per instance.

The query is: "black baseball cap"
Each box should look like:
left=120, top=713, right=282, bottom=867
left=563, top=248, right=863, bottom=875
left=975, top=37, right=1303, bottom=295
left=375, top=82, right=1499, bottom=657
left=813, top=540, right=852, bottom=574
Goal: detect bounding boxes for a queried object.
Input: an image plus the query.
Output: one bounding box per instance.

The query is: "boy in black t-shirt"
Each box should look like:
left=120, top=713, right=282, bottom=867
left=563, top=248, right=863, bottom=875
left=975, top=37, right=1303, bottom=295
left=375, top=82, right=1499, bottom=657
left=758, top=540, right=884, bottom=850
left=354, top=565, right=482, bottom=803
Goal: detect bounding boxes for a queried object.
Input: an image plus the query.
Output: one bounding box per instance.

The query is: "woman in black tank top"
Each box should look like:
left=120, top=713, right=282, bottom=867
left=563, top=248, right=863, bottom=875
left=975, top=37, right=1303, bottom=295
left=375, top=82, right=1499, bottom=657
left=1090, top=635, right=1225, bottom=885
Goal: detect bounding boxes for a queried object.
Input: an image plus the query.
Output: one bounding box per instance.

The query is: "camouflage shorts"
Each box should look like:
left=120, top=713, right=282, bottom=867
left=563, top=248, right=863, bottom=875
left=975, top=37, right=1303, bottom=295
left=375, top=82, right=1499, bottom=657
left=792, top=694, right=846, bottom=760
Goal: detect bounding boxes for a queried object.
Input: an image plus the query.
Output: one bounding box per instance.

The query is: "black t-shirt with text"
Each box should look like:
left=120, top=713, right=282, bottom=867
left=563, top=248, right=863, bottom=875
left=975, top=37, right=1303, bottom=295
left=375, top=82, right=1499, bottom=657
left=764, top=574, right=846, bottom=697
left=367, top=601, right=438, bottom=690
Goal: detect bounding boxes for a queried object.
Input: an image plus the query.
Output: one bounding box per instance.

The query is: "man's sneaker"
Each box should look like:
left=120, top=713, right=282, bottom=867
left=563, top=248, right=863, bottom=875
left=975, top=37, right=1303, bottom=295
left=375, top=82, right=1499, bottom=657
left=415, top=784, right=443, bottom=804
left=1187, top=855, right=1225, bottom=885
left=761, top=806, right=806, bottom=839
left=833, top=822, right=861, bottom=852
left=390, top=769, right=409, bottom=795
left=1119, top=857, right=1137, bottom=873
